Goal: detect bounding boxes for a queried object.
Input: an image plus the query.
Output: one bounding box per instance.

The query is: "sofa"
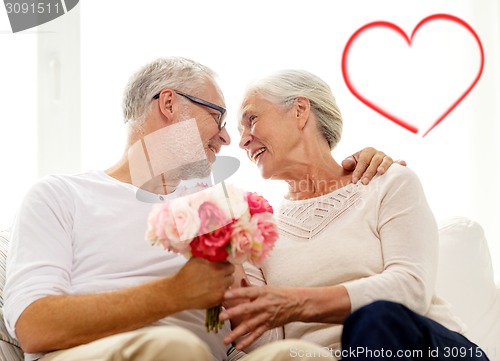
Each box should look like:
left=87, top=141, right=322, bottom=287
left=435, top=217, right=500, bottom=359
left=0, top=217, right=499, bottom=360
left=0, top=231, right=23, bottom=360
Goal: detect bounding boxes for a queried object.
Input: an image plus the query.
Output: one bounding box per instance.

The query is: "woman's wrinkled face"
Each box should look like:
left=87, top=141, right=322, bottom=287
left=238, top=93, right=300, bottom=179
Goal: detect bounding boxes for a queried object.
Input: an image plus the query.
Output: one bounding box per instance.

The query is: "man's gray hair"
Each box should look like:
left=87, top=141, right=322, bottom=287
left=122, top=57, right=218, bottom=124
left=245, top=69, right=342, bottom=150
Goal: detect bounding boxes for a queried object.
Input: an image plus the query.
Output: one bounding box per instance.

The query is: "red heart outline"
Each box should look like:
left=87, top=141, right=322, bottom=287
left=341, top=14, right=484, bottom=137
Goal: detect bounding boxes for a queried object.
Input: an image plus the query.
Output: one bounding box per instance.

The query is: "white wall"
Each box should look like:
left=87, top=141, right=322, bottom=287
left=0, top=10, right=37, bottom=230
left=0, top=4, right=80, bottom=230
left=80, top=0, right=500, bottom=281
left=1, top=0, right=499, bottom=281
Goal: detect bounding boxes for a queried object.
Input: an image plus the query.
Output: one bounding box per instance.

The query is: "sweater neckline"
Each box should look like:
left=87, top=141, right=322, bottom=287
left=280, top=182, right=361, bottom=205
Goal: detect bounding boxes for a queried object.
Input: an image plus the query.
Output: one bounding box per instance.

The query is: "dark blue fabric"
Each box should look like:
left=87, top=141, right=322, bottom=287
left=341, top=301, right=489, bottom=360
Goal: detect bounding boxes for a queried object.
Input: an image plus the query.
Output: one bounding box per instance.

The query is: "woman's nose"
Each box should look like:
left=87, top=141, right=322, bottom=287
left=239, top=132, right=252, bottom=149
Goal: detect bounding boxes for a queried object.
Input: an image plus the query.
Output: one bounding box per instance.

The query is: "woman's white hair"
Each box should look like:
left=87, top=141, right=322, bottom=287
left=122, top=57, right=218, bottom=124
left=246, top=69, right=342, bottom=150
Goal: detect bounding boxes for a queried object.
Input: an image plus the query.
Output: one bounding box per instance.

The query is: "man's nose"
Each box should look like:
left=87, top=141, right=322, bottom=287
left=218, top=127, right=231, bottom=146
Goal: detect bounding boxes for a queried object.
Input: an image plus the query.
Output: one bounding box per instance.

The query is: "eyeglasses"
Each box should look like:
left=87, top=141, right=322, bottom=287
left=153, top=90, right=226, bottom=130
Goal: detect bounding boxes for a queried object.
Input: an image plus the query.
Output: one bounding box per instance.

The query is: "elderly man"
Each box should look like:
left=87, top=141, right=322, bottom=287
left=4, top=57, right=395, bottom=361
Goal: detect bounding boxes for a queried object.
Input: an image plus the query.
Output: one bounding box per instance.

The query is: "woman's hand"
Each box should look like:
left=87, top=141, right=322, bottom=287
left=222, top=278, right=251, bottom=329
left=342, top=147, right=407, bottom=184
left=220, top=286, right=303, bottom=350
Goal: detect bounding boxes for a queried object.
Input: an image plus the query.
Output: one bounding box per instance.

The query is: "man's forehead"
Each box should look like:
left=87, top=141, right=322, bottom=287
left=214, top=86, right=226, bottom=106
left=189, top=79, right=225, bottom=108
left=205, top=80, right=226, bottom=106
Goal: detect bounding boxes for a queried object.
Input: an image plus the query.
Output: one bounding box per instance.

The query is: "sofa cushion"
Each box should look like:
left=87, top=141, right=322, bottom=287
left=436, top=217, right=500, bottom=358
left=0, top=230, right=23, bottom=360
left=1, top=310, right=24, bottom=360
left=0, top=229, right=9, bottom=308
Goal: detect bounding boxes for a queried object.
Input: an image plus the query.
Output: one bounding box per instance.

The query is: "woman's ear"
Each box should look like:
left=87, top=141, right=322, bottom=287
left=294, top=96, right=311, bottom=129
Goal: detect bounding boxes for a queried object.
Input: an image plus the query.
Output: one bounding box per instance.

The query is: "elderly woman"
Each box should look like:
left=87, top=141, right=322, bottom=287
left=220, top=70, right=488, bottom=361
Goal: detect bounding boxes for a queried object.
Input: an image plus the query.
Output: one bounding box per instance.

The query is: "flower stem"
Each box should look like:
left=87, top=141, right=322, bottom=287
left=205, top=305, right=224, bottom=333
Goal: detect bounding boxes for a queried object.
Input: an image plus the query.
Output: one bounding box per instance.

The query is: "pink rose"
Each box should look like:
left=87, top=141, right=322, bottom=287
left=211, top=184, right=249, bottom=220
left=198, top=201, right=232, bottom=235
left=145, top=202, right=175, bottom=250
left=191, top=222, right=233, bottom=262
left=227, top=219, right=255, bottom=264
left=188, top=201, right=234, bottom=261
left=168, top=199, right=201, bottom=253
left=250, top=213, right=279, bottom=265
left=168, top=200, right=200, bottom=237
left=246, top=192, right=274, bottom=216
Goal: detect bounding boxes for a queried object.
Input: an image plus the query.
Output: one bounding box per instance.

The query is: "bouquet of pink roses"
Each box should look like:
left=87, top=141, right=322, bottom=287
left=145, top=183, right=278, bottom=332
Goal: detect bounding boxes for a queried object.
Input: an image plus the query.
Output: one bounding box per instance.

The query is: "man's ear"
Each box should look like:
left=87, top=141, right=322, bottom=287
left=294, top=96, right=310, bottom=129
left=157, top=89, right=176, bottom=122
